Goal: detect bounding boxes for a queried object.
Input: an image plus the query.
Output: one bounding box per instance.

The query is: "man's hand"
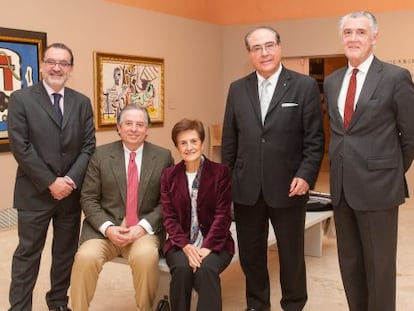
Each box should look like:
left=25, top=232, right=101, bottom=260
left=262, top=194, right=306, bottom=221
left=289, top=177, right=310, bottom=197
left=105, top=226, right=131, bottom=247
left=49, top=177, right=74, bottom=200
left=126, top=225, right=147, bottom=242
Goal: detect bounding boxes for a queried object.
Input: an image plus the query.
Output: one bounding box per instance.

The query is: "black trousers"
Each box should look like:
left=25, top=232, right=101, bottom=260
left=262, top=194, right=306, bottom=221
left=335, top=196, right=399, bottom=311
left=165, top=248, right=232, bottom=311
left=9, top=202, right=81, bottom=311
left=234, top=194, right=307, bottom=311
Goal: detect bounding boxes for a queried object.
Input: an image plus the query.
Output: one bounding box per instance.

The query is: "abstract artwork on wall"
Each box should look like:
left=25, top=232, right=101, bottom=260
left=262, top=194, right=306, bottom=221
left=0, top=27, right=47, bottom=152
left=94, top=52, right=164, bottom=129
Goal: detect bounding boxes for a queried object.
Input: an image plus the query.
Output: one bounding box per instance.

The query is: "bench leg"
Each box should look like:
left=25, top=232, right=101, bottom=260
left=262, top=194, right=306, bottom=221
left=304, top=222, right=323, bottom=257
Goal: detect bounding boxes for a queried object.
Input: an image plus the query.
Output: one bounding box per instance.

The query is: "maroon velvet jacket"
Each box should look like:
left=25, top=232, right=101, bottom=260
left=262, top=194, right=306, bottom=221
left=161, top=157, right=235, bottom=256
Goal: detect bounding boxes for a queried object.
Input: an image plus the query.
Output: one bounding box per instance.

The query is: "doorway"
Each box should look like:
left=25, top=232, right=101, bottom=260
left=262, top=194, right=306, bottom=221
left=309, top=56, right=347, bottom=156
left=283, top=55, right=347, bottom=171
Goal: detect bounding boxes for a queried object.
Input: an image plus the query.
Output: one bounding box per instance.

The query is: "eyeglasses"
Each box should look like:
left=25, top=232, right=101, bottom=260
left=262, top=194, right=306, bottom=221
left=250, top=42, right=278, bottom=55
left=44, top=59, right=72, bottom=68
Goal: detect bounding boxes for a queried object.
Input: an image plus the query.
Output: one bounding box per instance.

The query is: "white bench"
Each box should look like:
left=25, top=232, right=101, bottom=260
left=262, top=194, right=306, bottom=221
left=228, top=210, right=333, bottom=260
left=110, top=210, right=333, bottom=309
left=304, top=210, right=334, bottom=257
left=111, top=210, right=334, bottom=270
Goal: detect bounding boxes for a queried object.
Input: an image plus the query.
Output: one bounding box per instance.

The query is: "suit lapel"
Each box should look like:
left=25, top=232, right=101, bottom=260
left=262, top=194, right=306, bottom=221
left=139, top=142, right=156, bottom=209
left=348, top=57, right=382, bottom=130
left=246, top=73, right=262, bottom=125
left=175, top=162, right=192, bottom=204
left=35, top=83, right=62, bottom=127
left=109, top=143, right=127, bottom=206
left=61, top=88, right=74, bottom=129
left=195, top=158, right=213, bottom=205
left=330, top=67, right=348, bottom=129
left=266, top=67, right=290, bottom=117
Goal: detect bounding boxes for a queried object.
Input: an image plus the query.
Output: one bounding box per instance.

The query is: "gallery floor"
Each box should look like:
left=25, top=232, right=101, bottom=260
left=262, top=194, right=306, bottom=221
left=1, top=170, right=414, bottom=311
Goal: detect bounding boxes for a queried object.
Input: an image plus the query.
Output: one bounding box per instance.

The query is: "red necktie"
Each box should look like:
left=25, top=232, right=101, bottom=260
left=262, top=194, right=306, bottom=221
left=126, top=151, right=139, bottom=227
left=343, top=68, right=359, bottom=129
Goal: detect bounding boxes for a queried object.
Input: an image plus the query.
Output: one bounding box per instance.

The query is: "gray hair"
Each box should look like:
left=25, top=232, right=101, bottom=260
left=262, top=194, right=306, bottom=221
left=339, top=11, right=378, bottom=36
left=244, top=26, right=281, bottom=51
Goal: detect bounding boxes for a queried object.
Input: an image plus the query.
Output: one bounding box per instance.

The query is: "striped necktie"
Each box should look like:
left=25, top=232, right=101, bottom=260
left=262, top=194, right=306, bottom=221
left=52, top=93, right=63, bottom=126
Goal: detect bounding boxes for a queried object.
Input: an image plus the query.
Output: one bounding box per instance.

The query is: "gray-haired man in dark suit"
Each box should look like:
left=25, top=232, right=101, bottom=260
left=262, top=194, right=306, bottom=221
left=324, top=11, right=414, bottom=311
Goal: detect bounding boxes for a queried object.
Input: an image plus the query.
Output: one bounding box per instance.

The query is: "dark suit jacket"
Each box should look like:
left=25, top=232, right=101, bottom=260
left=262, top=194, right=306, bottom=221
left=222, top=67, right=325, bottom=208
left=8, top=82, right=96, bottom=211
left=161, top=157, right=235, bottom=256
left=324, top=57, right=414, bottom=210
left=79, top=140, right=174, bottom=244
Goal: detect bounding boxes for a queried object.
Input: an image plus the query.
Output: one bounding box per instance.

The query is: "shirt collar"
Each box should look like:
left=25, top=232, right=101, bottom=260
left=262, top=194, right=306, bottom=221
left=256, top=63, right=283, bottom=86
left=123, top=143, right=144, bottom=157
left=43, top=80, right=64, bottom=97
left=347, top=54, right=374, bottom=75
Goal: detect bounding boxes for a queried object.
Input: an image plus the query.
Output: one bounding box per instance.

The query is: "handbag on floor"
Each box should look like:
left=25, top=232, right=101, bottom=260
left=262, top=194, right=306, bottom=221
left=155, top=295, right=170, bottom=311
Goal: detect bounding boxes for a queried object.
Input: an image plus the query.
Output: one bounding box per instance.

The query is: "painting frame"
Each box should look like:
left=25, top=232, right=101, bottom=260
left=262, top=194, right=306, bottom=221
left=0, top=27, right=47, bottom=152
left=94, top=51, right=165, bottom=129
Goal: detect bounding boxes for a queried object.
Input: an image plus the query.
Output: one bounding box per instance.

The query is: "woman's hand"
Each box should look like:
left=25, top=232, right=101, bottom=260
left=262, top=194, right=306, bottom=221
left=183, top=244, right=202, bottom=272
left=199, top=247, right=211, bottom=259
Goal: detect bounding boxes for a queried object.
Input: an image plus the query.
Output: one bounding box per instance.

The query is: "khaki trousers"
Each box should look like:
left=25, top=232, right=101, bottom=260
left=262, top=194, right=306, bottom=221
left=70, top=234, right=159, bottom=311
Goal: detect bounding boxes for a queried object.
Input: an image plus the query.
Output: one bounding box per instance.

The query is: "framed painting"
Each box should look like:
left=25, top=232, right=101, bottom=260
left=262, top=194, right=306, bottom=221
left=94, top=51, right=165, bottom=129
left=0, top=27, right=47, bottom=152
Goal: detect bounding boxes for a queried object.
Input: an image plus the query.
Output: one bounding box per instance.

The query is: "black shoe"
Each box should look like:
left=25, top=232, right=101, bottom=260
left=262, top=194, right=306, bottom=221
left=49, top=306, right=71, bottom=311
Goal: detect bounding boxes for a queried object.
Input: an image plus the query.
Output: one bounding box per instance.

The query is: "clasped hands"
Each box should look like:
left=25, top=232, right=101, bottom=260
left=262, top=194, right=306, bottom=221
left=183, top=244, right=211, bottom=272
left=105, top=223, right=146, bottom=247
left=49, top=177, right=75, bottom=200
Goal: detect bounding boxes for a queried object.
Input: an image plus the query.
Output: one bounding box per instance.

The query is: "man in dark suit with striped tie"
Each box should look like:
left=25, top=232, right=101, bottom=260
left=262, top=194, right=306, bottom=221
left=7, top=43, right=96, bottom=311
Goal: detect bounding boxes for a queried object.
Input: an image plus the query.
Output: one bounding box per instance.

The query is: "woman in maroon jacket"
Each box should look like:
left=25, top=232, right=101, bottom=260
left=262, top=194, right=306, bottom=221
left=161, top=119, right=235, bottom=311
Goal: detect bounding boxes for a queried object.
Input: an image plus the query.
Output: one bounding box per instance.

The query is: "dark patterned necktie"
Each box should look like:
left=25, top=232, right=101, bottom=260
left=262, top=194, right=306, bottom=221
left=52, top=93, right=63, bottom=126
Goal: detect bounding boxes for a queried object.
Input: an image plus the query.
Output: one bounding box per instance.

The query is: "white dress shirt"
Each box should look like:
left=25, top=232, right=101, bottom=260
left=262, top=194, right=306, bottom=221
left=337, top=54, right=374, bottom=119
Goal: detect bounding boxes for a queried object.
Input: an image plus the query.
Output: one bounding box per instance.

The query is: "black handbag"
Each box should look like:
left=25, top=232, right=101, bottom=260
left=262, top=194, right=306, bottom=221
left=155, top=295, right=170, bottom=311
left=306, top=191, right=333, bottom=212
